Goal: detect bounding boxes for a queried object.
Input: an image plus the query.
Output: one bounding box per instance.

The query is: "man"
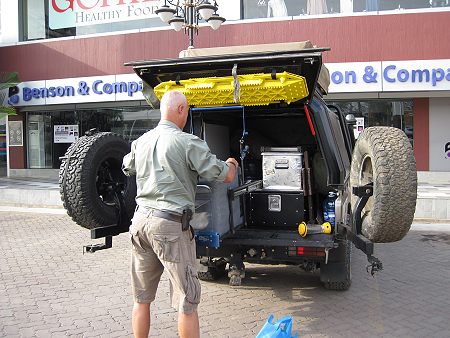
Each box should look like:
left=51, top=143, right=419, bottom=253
left=122, top=90, right=238, bottom=338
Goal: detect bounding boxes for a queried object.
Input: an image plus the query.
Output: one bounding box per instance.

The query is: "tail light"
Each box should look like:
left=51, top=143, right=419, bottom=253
left=288, top=246, right=326, bottom=257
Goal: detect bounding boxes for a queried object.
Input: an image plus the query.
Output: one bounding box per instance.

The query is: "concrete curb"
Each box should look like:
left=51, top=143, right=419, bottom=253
left=0, top=188, right=63, bottom=209
left=0, top=206, right=67, bottom=214
left=413, top=217, right=450, bottom=224
left=410, top=223, right=450, bottom=232
left=415, top=197, right=450, bottom=221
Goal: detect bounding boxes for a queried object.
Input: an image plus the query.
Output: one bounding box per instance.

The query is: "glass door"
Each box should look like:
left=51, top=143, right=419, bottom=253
left=27, top=113, right=52, bottom=168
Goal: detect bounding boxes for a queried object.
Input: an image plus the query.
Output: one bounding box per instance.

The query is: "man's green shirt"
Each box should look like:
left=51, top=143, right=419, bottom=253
left=122, top=120, right=229, bottom=215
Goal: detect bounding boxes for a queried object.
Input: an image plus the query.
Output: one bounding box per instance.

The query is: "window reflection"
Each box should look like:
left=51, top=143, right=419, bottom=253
left=26, top=107, right=160, bottom=169
left=25, top=0, right=46, bottom=40
left=267, top=0, right=288, bottom=17
left=327, top=100, right=414, bottom=146
left=307, top=0, right=328, bottom=15
left=353, top=0, right=449, bottom=12
left=18, top=0, right=450, bottom=41
left=243, top=0, right=340, bottom=18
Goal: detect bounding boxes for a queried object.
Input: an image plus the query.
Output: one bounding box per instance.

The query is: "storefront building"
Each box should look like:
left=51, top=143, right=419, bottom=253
left=0, top=0, right=449, bottom=181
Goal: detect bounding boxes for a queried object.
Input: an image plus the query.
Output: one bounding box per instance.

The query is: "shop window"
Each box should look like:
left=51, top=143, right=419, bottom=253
left=243, top=0, right=340, bottom=19
left=328, top=100, right=413, bottom=145
left=18, top=0, right=449, bottom=41
left=20, top=0, right=75, bottom=41
left=24, top=0, right=46, bottom=40
left=109, top=109, right=161, bottom=142
left=22, top=0, right=163, bottom=41
left=353, top=0, right=448, bottom=12
left=430, top=0, right=449, bottom=7
left=27, top=113, right=53, bottom=168
left=26, top=107, right=160, bottom=169
left=23, top=0, right=235, bottom=41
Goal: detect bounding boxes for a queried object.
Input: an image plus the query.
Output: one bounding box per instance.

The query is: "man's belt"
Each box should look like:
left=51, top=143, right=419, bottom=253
left=153, top=210, right=182, bottom=223
left=137, top=206, right=182, bottom=223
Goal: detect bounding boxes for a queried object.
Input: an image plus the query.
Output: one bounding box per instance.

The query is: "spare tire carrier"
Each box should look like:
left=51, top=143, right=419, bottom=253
left=340, top=183, right=383, bottom=276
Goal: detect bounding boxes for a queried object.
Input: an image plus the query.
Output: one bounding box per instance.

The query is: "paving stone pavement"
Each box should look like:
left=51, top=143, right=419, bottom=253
left=1, top=212, right=449, bottom=338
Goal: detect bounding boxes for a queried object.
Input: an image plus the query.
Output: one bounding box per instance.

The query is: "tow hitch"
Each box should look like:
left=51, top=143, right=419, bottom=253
left=340, top=183, right=383, bottom=276
left=366, top=255, right=383, bottom=277
left=83, top=235, right=112, bottom=253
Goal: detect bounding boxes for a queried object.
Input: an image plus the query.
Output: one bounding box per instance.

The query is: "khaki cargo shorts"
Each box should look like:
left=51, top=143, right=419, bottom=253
left=129, top=209, right=201, bottom=314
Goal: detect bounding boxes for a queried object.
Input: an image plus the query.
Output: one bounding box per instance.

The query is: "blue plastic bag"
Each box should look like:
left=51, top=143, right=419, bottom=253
left=256, top=314, right=298, bottom=338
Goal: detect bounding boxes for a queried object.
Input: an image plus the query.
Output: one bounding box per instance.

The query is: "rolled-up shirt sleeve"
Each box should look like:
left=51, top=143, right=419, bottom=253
left=186, top=136, right=229, bottom=182
left=122, top=141, right=137, bottom=176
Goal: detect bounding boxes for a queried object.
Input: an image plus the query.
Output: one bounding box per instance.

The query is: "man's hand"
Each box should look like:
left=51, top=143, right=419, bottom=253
left=224, top=158, right=239, bottom=183
left=226, top=158, right=238, bottom=168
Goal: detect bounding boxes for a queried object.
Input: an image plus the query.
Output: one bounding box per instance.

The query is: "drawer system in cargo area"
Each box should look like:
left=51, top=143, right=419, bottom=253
left=193, top=147, right=307, bottom=239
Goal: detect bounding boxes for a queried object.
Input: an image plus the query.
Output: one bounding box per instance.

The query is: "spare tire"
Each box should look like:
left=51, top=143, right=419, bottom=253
left=59, top=132, right=136, bottom=230
left=350, top=127, right=417, bottom=243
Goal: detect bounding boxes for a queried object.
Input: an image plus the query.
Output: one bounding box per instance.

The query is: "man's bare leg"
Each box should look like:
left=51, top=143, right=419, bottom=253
left=178, top=310, right=200, bottom=338
left=132, top=302, right=150, bottom=338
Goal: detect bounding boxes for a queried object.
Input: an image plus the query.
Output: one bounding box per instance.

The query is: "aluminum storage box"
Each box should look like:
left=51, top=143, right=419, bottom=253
left=262, top=148, right=303, bottom=190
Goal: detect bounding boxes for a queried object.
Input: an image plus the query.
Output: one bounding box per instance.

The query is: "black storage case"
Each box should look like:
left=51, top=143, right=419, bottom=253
left=247, top=190, right=305, bottom=229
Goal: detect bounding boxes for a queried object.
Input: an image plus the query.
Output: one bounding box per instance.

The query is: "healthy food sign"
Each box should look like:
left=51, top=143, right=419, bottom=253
left=49, top=0, right=238, bottom=29
left=49, top=0, right=161, bottom=29
left=326, top=59, right=450, bottom=93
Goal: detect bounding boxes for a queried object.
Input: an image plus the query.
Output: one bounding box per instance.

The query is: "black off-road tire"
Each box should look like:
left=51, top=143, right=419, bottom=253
left=59, top=132, right=136, bottom=229
left=350, top=127, right=417, bottom=243
left=321, top=239, right=352, bottom=291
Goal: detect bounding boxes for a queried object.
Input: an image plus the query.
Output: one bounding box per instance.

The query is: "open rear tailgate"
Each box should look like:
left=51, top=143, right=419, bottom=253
left=125, top=42, right=329, bottom=108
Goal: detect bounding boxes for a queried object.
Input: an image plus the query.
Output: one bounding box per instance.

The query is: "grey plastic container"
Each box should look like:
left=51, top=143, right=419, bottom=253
left=191, top=174, right=243, bottom=236
left=262, top=149, right=303, bottom=191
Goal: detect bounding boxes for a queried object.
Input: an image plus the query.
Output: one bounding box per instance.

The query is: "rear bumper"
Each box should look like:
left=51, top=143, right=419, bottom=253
left=222, top=229, right=335, bottom=247
left=196, top=229, right=337, bottom=263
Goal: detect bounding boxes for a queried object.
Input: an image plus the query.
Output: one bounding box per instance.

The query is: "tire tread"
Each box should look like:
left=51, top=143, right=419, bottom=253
left=350, top=127, right=417, bottom=243
left=59, top=132, right=135, bottom=229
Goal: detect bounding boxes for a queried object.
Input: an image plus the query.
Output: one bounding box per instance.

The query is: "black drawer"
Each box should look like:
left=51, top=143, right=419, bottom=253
left=247, top=190, right=304, bottom=229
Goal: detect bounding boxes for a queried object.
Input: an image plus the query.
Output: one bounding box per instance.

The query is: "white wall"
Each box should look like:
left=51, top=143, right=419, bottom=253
left=0, top=0, right=19, bottom=45
left=429, top=97, right=450, bottom=171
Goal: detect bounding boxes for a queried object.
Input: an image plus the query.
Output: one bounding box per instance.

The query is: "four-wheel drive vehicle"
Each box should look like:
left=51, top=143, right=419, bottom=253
left=59, top=41, right=417, bottom=290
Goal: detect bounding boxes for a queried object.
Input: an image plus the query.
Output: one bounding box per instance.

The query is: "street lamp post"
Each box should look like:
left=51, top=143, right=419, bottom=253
left=155, top=0, right=226, bottom=49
